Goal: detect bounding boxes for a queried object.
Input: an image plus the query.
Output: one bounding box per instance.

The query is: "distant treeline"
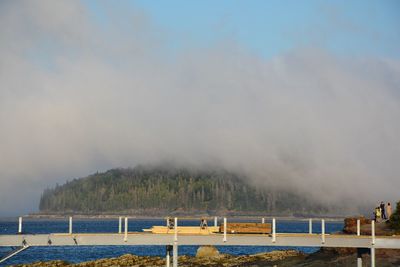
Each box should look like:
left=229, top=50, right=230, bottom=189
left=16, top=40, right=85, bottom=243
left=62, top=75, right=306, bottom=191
left=39, top=166, right=328, bottom=215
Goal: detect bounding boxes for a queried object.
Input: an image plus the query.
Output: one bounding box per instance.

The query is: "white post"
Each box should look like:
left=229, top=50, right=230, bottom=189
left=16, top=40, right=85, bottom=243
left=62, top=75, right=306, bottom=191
left=124, top=217, right=128, bottom=242
left=174, top=217, right=178, bottom=241
left=357, top=219, right=360, bottom=236
left=309, top=218, right=312, bottom=234
left=262, top=217, right=265, bottom=224
left=166, top=217, right=169, bottom=226
left=223, top=217, right=227, bottom=242
left=214, top=216, right=217, bottom=227
left=357, top=257, right=362, bottom=267
left=173, top=241, right=178, bottom=267
left=272, top=218, right=276, bottom=243
left=321, top=219, right=325, bottom=244
left=371, top=220, right=375, bottom=245
left=371, top=247, right=375, bottom=267
left=18, top=217, right=22, bottom=234
left=69, top=216, right=72, bottom=234
left=166, top=246, right=171, bottom=267
left=173, top=218, right=178, bottom=267
left=166, top=253, right=170, bottom=267
left=118, top=217, right=122, bottom=234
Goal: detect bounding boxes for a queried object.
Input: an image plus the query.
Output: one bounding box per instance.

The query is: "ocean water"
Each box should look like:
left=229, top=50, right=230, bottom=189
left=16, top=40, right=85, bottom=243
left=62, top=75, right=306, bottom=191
left=0, top=218, right=343, bottom=266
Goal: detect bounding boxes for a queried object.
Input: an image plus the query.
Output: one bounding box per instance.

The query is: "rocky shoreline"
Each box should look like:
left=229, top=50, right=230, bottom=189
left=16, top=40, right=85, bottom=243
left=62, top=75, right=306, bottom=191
left=7, top=249, right=305, bottom=267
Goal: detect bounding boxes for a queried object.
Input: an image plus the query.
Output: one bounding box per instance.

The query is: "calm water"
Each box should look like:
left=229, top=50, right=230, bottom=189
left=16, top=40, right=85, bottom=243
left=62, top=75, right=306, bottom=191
left=0, top=218, right=343, bottom=266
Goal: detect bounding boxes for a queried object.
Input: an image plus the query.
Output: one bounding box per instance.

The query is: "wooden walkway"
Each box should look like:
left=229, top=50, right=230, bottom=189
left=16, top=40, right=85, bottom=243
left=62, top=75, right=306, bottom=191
left=1, top=232, right=399, bottom=248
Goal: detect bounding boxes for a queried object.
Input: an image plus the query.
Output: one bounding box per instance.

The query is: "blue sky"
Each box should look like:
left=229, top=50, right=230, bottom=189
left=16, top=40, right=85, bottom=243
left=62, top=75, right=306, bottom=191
left=85, top=0, right=400, bottom=59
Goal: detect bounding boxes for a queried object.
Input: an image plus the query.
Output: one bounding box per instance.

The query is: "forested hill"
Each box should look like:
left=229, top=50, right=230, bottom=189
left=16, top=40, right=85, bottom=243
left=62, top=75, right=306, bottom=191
left=39, top=166, right=328, bottom=216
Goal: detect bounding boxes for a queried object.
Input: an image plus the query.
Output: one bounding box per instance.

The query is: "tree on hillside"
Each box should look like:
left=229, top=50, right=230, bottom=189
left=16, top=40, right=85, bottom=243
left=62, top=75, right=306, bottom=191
left=38, top=166, right=330, bottom=215
left=389, top=201, right=400, bottom=232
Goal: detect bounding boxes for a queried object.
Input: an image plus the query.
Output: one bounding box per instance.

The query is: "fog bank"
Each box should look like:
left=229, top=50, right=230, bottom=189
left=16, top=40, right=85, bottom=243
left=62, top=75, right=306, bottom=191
left=0, top=1, right=399, bottom=215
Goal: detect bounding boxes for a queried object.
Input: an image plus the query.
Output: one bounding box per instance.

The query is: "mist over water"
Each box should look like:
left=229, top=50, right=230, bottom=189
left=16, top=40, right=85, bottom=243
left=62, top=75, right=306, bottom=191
left=0, top=1, right=399, bottom=215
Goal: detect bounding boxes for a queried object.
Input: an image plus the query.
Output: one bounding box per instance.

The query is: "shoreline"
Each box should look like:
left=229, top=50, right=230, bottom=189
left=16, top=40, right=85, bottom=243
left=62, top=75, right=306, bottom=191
left=22, top=211, right=348, bottom=221
left=22, top=213, right=346, bottom=221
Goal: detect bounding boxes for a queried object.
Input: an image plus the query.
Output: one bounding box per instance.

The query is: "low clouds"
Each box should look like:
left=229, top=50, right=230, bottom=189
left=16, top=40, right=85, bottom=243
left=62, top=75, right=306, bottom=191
left=0, top=1, right=399, bottom=215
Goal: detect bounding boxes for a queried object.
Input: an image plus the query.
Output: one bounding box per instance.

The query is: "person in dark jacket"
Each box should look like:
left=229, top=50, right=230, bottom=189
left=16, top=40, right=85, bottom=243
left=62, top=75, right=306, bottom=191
left=380, top=201, right=387, bottom=220
left=167, top=217, right=175, bottom=229
left=200, top=218, right=208, bottom=229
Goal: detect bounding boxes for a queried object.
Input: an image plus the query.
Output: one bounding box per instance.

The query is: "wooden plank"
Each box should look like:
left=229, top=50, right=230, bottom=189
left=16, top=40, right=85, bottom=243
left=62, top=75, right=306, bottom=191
left=220, top=223, right=271, bottom=234
left=145, top=226, right=220, bottom=235
left=1, top=233, right=400, bottom=248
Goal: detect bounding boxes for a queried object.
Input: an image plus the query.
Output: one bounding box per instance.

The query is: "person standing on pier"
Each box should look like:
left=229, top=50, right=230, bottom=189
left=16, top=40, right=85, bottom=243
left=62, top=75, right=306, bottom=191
left=200, top=218, right=208, bottom=229
left=387, top=202, right=392, bottom=219
left=381, top=202, right=387, bottom=220
left=375, top=206, right=381, bottom=222
left=167, top=217, right=175, bottom=229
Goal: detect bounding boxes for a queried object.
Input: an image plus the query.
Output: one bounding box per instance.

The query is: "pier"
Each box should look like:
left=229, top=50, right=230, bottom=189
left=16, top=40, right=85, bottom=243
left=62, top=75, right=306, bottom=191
left=1, top=217, right=399, bottom=267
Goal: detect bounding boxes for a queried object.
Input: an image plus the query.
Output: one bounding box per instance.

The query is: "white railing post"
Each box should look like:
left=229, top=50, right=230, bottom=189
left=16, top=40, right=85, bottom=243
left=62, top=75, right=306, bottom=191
left=272, top=218, right=276, bottom=243
left=18, top=217, right=22, bottom=234
left=166, top=245, right=172, bottom=267
left=173, top=241, right=178, bottom=267
left=166, top=250, right=170, bottom=267
left=118, top=217, right=122, bottom=234
left=69, top=216, right=73, bottom=234
left=371, top=220, right=375, bottom=245
left=214, top=216, right=217, bottom=227
left=309, top=218, right=312, bottom=234
left=124, top=217, right=128, bottom=242
left=357, top=257, right=362, bottom=267
left=321, top=219, right=325, bottom=244
left=223, top=217, right=227, bottom=242
left=357, top=219, right=360, bottom=236
left=173, top=217, right=178, bottom=267
left=262, top=217, right=265, bottom=224
left=174, top=217, right=178, bottom=241
left=371, top=247, right=375, bottom=267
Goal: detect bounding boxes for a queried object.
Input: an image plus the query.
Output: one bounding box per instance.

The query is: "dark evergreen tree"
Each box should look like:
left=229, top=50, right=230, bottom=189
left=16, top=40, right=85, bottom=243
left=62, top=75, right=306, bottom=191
left=389, top=201, right=400, bottom=233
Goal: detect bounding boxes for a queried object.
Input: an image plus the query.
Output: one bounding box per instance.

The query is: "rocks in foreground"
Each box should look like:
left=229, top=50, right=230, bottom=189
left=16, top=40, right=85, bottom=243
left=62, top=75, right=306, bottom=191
left=195, top=245, right=220, bottom=258
left=8, top=247, right=400, bottom=267
left=8, top=249, right=304, bottom=267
